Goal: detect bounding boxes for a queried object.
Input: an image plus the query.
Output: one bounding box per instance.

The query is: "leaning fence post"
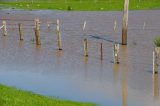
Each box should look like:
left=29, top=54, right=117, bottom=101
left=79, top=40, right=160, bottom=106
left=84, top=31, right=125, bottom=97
left=2, top=20, right=7, bottom=36
left=122, top=0, right=129, bottom=45
left=113, top=43, right=120, bottom=64
left=56, top=19, right=62, bottom=50
left=34, top=19, right=41, bottom=45
left=18, top=23, right=24, bottom=40
left=83, top=21, right=86, bottom=31
left=84, top=38, right=88, bottom=57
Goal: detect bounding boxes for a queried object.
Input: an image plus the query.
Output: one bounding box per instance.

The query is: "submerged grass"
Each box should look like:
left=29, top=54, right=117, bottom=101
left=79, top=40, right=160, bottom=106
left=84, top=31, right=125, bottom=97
left=0, top=0, right=160, bottom=11
left=0, top=84, right=96, bottom=106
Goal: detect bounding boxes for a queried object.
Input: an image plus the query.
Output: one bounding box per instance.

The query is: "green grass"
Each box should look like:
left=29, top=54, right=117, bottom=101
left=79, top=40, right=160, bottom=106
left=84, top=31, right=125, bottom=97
left=154, top=37, right=160, bottom=47
left=0, top=0, right=160, bottom=11
left=0, top=84, right=96, bottom=106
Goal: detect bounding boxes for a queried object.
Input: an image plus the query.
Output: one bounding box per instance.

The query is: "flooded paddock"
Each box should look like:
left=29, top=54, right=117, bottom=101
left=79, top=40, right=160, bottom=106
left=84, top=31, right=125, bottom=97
left=0, top=10, right=160, bottom=106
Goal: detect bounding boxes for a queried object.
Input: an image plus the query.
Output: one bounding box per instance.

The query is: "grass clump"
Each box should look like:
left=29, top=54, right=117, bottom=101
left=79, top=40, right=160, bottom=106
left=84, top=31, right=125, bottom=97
left=0, top=84, right=96, bottom=106
left=154, top=37, right=160, bottom=47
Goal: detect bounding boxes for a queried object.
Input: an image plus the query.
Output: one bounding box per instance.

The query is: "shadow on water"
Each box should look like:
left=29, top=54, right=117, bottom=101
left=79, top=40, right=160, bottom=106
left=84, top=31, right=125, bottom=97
left=89, top=35, right=120, bottom=44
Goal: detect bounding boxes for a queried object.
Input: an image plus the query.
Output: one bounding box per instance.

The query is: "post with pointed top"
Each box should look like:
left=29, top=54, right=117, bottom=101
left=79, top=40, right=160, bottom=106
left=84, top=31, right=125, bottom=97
left=34, top=18, right=41, bottom=45
left=122, top=0, right=129, bottom=45
left=2, top=20, right=7, bottom=36
left=113, top=43, right=120, bottom=64
left=84, top=38, right=88, bottom=57
left=18, top=23, right=24, bottom=40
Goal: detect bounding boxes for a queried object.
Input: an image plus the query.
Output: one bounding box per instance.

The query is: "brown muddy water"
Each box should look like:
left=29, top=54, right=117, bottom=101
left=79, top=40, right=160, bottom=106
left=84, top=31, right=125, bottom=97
left=0, top=9, right=160, bottom=106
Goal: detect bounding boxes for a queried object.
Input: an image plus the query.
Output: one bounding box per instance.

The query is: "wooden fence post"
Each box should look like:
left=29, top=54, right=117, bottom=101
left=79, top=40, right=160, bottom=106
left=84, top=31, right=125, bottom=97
left=83, top=21, right=86, bottom=31
left=113, top=43, right=120, bottom=64
left=84, top=38, right=88, bottom=57
left=114, top=19, right=117, bottom=32
left=122, top=0, right=129, bottom=45
left=18, top=23, right=24, bottom=40
left=153, top=48, right=160, bottom=74
left=100, top=43, right=103, bottom=60
left=47, top=21, right=50, bottom=29
left=56, top=19, right=62, bottom=50
left=143, top=21, right=146, bottom=30
left=2, top=20, right=7, bottom=36
left=34, top=19, right=41, bottom=45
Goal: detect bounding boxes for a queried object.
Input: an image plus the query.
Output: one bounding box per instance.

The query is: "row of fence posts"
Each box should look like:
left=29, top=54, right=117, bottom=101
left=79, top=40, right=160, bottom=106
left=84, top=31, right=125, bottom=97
left=1, top=19, right=159, bottom=73
left=0, top=19, right=120, bottom=64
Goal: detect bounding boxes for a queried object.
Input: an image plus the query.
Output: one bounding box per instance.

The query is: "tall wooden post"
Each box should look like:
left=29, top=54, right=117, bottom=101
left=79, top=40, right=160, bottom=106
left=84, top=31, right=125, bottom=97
left=153, top=47, right=160, bottom=74
left=34, top=19, right=41, bottom=45
left=18, top=23, right=24, bottom=40
left=2, top=21, right=7, bottom=36
left=56, top=19, right=62, bottom=50
left=122, top=0, right=129, bottom=45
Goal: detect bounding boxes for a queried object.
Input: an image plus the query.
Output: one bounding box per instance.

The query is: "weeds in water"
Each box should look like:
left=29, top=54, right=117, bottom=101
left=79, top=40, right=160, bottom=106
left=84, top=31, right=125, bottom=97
left=154, top=37, right=160, bottom=47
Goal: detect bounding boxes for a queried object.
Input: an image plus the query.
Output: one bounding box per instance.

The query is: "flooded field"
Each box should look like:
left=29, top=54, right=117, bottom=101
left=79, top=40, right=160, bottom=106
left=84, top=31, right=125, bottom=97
left=0, top=9, right=160, bottom=106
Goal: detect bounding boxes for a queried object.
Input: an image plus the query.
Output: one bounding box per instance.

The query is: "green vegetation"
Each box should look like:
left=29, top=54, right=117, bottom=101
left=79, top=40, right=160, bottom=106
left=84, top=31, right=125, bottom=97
left=0, top=0, right=160, bottom=11
left=154, top=37, right=160, bottom=47
left=0, top=84, right=96, bottom=106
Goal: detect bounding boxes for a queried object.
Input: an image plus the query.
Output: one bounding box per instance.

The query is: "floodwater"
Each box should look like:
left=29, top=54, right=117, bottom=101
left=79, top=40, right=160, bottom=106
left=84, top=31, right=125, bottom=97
left=0, top=9, right=160, bottom=106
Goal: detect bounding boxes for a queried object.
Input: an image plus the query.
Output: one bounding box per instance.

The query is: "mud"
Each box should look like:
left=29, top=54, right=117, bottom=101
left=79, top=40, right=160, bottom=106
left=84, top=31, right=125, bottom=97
left=0, top=9, right=160, bottom=106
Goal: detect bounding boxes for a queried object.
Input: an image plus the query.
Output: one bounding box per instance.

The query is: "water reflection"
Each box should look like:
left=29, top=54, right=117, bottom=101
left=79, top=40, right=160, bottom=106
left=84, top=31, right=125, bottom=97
left=99, top=61, right=103, bottom=81
left=56, top=50, right=63, bottom=58
left=2, top=36, right=8, bottom=48
left=55, top=50, right=63, bottom=72
left=122, top=64, right=128, bottom=106
left=19, top=41, right=24, bottom=48
left=153, top=74, right=159, bottom=100
left=84, top=56, right=88, bottom=80
left=113, top=64, right=119, bottom=83
left=35, top=45, right=41, bottom=50
left=121, top=45, right=128, bottom=106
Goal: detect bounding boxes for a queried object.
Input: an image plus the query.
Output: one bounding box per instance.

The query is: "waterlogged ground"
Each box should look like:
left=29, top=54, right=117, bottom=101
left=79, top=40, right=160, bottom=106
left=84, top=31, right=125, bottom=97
left=0, top=9, right=160, bottom=106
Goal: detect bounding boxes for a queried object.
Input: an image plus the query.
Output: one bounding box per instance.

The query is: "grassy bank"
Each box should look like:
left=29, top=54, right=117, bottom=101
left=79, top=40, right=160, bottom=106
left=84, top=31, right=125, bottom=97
left=0, top=84, right=96, bottom=106
left=0, top=0, right=160, bottom=11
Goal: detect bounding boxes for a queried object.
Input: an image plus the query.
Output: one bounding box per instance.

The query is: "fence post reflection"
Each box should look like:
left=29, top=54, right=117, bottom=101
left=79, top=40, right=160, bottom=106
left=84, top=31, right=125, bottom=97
left=153, top=74, right=159, bottom=100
